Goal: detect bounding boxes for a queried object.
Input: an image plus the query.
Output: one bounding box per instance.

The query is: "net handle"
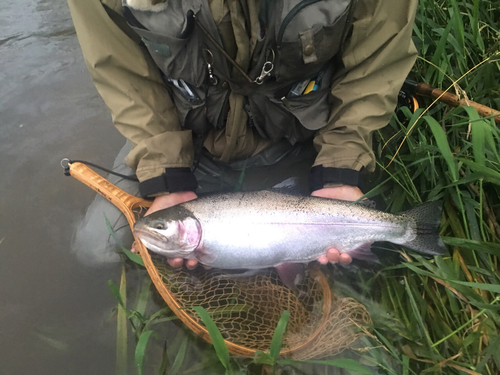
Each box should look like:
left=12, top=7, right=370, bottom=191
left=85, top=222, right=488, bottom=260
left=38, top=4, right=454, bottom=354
left=67, top=162, right=150, bottom=228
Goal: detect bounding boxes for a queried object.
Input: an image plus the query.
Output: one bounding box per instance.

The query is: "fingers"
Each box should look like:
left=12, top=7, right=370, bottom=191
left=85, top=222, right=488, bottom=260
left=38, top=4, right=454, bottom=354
left=320, top=248, right=353, bottom=265
left=185, top=258, right=198, bottom=270
left=311, top=186, right=364, bottom=201
left=167, top=257, right=184, bottom=268
left=145, top=192, right=198, bottom=216
left=317, top=255, right=329, bottom=264
left=167, top=257, right=201, bottom=270
left=326, top=248, right=341, bottom=263
left=339, top=252, right=352, bottom=264
left=131, top=241, right=139, bottom=254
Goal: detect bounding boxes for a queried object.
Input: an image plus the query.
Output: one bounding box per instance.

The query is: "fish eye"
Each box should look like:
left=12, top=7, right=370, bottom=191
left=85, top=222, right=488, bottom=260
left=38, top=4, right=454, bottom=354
left=154, top=222, right=166, bottom=230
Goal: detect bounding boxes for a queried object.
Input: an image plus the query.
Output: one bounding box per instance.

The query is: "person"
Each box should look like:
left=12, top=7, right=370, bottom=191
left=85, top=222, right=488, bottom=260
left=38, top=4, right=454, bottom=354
left=67, top=0, right=418, bottom=268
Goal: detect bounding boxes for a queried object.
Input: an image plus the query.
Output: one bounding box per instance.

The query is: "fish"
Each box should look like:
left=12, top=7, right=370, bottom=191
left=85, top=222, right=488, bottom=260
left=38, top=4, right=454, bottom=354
left=133, top=190, right=446, bottom=286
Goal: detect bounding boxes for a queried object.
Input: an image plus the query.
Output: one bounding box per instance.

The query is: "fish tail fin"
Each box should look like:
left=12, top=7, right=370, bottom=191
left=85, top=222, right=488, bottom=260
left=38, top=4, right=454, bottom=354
left=401, top=201, right=447, bottom=256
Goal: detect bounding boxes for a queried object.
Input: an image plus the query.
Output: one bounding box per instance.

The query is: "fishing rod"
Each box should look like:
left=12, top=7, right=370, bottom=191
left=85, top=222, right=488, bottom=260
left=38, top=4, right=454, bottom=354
left=402, top=79, right=500, bottom=124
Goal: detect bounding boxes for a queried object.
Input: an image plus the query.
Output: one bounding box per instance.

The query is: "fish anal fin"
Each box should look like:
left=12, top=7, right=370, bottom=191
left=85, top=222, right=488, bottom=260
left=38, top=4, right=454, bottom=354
left=275, top=263, right=305, bottom=289
left=346, top=242, right=378, bottom=262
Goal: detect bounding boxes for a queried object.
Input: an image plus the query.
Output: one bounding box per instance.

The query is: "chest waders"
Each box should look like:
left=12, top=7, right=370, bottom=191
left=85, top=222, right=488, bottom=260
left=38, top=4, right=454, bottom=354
left=123, top=0, right=354, bottom=147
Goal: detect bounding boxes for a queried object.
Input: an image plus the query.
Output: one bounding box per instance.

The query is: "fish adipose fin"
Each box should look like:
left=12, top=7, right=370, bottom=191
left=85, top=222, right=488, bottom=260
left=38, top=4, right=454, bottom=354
left=401, top=201, right=447, bottom=256
left=356, top=199, right=377, bottom=209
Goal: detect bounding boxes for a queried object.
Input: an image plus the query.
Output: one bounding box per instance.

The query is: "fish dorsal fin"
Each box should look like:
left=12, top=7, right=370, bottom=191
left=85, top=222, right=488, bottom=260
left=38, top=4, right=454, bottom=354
left=270, top=177, right=305, bottom=196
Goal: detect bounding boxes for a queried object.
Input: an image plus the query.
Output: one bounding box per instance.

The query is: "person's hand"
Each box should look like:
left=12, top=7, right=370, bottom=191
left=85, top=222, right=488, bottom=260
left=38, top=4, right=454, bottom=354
left=311, top=185, right=364, bottom=265
left=133, top=191, right=199, bottom=269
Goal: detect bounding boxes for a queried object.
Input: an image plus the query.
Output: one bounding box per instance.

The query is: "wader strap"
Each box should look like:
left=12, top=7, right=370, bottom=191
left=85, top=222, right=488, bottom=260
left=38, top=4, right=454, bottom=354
left=102, top=4, right=144, bottom=45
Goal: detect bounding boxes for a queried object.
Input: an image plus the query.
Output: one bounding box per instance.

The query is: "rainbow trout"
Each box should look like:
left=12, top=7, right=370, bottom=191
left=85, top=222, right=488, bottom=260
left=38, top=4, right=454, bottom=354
left=134, top=191, right=446, bottom=277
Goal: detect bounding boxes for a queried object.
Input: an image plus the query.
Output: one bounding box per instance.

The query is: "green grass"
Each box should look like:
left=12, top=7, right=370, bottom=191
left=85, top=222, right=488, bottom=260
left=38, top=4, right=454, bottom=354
left=357, top=0, right=500, bottom=372
left=105, top=0, right=500, bottom=373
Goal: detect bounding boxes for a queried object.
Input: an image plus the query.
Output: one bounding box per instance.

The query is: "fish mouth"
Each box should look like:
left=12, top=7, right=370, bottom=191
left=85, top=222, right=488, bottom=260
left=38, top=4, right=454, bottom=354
left=133, top=227, right=173, bottom=254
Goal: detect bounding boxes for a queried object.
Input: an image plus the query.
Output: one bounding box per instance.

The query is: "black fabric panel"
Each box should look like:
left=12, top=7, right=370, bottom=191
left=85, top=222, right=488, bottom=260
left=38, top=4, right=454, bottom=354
left=309, top=165, right=362, bottom=192
left=139, top=168, right=198, bottom=197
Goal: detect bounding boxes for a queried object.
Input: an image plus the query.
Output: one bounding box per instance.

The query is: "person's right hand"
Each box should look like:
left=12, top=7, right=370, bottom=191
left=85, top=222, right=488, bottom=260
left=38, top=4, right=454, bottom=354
left=134, top=191, right=199, bottom=269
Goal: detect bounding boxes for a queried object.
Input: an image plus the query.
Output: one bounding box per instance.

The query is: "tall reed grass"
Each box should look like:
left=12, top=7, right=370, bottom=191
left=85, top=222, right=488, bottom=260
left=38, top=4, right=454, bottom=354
left=358, top=0, right=500, bottom=373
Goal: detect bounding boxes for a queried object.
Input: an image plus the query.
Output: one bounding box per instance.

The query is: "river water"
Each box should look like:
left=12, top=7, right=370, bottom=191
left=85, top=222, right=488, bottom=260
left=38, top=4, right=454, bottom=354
left=0, top=0, right=127, bottom=373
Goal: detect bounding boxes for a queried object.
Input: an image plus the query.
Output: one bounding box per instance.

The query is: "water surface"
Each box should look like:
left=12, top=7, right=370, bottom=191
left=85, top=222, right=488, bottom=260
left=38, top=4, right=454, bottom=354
left=0, top=0, right=126, bottom=373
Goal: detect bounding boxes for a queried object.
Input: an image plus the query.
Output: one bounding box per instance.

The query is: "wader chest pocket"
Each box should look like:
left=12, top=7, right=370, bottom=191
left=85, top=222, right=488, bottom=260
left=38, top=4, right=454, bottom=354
left=168, top=81, right=229, bottom=137
left=130, top=26, right=206, bottom=87
left=273, top=0, right=351, bottom=82
left=274, top=90, right=331, bottom=131
left=248, top=88, right=329, bottom=144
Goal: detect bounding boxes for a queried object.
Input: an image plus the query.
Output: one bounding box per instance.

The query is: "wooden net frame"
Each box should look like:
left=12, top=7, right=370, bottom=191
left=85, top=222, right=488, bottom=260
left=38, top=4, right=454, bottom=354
left=66, top=161, right=338, bottom=357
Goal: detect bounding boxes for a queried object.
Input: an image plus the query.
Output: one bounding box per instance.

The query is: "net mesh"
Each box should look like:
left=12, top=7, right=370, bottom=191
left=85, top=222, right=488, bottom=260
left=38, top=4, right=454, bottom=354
left=286, top=297, right=372, bottom=360
left=152, top=256, right=372, bottom=358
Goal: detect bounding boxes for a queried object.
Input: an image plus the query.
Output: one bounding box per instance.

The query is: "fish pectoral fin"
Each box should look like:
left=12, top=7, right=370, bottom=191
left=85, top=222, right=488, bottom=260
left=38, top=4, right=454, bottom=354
left=275, top=263, right=305, bottom=289
left=346, top=243, right=378, bottom=262
left=194, top=246, right=216, bottom=265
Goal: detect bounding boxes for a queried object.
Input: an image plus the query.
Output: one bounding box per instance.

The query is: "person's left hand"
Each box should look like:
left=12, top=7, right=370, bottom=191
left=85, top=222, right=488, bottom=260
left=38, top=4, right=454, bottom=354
left=311, top=185, right=364, bottom=265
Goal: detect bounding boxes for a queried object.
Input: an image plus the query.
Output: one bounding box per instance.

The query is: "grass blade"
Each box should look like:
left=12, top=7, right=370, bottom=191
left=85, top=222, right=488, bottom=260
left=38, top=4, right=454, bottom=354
left=424, top=115, right=458, bottom=181
left=108, top=280, right=126, bottom=310
left=131, top=278, right=152, bottom=333
left=443, top=237, right=500, bottom=256
left=170, top=335, right=188, bottom=375
left=157, top=341, right=169, bottom=375
left=104, top=213, right=144, bottom=266
left=192, top=306, right=230, bottom=371
left=122, top=246, right=145, bottom=267
left=461, top=160, right=500, bottom=183
left=277, top=358, right=373, bottom=374
left=269, top=310, right=290, bottom=361
left=135, top=330, right=154, bottom=375
left=116, top=264, right=127, bottom=375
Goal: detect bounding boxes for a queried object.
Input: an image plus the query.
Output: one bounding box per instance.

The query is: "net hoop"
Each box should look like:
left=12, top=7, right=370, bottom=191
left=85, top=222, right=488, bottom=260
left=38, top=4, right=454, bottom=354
left=67, top=161, right=333, bottom=356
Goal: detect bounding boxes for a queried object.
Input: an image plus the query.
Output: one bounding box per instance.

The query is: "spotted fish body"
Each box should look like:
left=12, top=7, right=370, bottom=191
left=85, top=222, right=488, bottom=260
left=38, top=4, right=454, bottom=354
left=133, top=191, right=446, bottom=270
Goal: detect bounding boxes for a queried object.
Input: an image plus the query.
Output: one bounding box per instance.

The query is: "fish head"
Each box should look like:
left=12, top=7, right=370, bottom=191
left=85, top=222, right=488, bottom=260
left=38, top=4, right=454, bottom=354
left=133, top=206, right=202, bottom=258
